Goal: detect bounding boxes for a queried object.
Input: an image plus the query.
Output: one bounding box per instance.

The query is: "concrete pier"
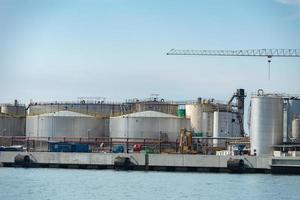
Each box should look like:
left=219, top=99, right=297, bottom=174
left=0, top=151, right=276, bottom=173
left=2, top=151, right=300, bottom=174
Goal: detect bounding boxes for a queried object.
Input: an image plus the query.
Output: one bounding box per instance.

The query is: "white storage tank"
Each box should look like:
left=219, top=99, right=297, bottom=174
left=250, top=93, right=283, bottom=155
left=26, top=111, right=109, bottom=138
left=109, top=111, right=190, bottom=142
left=185, top=103, right=214, bottom=137
left=285, top=99, right=300, bottom=141
left=202, top=112, right=214, bottom=136
left=0, top=105, right=26, bottom=116
left=213, top=111, right=240, bottom=147
left=292, top=119, right=300, bottom=139
left=0, top=114, right=25, bottom=136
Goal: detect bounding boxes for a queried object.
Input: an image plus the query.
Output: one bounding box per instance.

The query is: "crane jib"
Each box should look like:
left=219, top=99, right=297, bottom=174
left=166, top=48, right=300, bottom=81
left=166, top=49, right=300, bottom=57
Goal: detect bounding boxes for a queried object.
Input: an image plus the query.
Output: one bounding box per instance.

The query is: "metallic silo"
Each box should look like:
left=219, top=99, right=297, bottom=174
left=185, top=103, right=214, bottom=137
left=0, top=114, right=25, bottom=136
left=0, top=103, right=26, bottom=136
left=213, top=111, right=240, bottom=147
left=250, top=93, right=283, bottom=155
left=202, top=112, right=214, bottom=136
left=285, top=99, right=300, bottom=141
left=0, top=105, right=26, bottom=116
left=109, top=111, right=190, bottom=142
left=292, top=119, right=300, bottom=139
left=26, top=110, right=109, bottom=138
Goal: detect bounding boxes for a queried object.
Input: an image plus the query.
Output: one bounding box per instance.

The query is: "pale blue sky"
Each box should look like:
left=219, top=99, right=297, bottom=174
left=0, top=0, right=300, bottom=104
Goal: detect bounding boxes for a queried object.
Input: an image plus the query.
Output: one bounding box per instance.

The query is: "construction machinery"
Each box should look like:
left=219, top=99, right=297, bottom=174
left=179, top=128, right=193, bottom=153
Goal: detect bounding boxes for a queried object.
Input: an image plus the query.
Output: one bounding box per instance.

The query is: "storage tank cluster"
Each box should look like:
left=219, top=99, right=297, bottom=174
left=26, top=109, right=190, bottom=141
left=25, top=110, right=189, bottom=142
left=6, top=90, right=300, bottom=155
left=186, top=98, right=242, bottom=147
left=22, top=97, right=182, bottom=140
left=249, top=90, right=300, bottom=156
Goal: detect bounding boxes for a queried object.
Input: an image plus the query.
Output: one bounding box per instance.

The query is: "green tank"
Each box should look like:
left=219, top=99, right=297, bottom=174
left=177, top=109, right=186, bottom=118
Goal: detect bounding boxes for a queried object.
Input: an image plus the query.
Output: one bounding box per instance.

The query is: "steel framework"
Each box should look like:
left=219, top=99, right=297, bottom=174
left=167, top=49, right=300, bottom=57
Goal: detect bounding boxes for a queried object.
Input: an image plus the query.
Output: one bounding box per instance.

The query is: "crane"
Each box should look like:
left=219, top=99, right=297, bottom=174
left=166, top=49, right=300, bottom=80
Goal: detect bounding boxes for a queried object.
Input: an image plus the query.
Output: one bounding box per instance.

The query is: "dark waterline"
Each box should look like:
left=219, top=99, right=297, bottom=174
left=0, top=168, right=300, bottom=200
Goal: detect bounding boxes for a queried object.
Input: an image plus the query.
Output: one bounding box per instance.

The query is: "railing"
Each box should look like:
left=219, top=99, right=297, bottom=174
left=28, top=100, right=124, bottom=105
left=0, top=136, right=179, bottom=154
left=250, top=91, right=300, bottom=98
left=0, top=136, right=250, bottom=154
left=28, top=99, right=181, bottom=106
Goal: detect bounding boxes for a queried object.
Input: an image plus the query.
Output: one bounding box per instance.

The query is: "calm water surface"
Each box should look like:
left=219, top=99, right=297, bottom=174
left=0, top=168, right=300, bottom=200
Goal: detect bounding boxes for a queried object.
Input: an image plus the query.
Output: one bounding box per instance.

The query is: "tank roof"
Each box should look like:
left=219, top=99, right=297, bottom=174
left=36, top=110, right=94, bottom=117
left=113, top=111, right=179, bottom=118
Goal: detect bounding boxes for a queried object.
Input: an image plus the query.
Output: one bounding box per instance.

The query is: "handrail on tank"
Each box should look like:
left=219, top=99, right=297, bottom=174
left=257, top=89, right=264, bottom=96
left=0, top=136, right=174, bottom=142
left=251, top=90, right=300, bottom=98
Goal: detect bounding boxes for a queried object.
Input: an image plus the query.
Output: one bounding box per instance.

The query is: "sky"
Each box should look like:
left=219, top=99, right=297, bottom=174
left=0, top=0, right=300, bottom=105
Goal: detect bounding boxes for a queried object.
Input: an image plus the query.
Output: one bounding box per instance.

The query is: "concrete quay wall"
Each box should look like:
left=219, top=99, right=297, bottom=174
left=0, top=151, right=272, bottom=170
left=149, top=154, right=271, bottom=169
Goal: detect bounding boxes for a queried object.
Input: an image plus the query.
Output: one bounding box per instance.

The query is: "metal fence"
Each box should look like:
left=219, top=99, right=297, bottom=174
left=0, top=136, right=250, bottom=154
left=0, top=136, right=179, bottom=153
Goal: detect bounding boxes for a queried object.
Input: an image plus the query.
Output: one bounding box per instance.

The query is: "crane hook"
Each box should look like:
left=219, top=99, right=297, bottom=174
left=267, top=55, right=272, bottom=81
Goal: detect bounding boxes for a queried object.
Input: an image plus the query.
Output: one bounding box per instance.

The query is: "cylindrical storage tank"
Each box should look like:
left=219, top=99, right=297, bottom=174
left=109, top=111, right=190, bottom=142
left=286, top=99, right=300, bottom=140
left=177, top=109, right=186, bottom=118
left=292, top=119, right=300, bottom=139
left=250, top=95, right=283, bottom=155
left=186, top=103, right=213, bottom=137
left=213, top=111, right=240, bottom=147
left=186, top=104, right=203, bottom=136
left=26, top=110, right=109, bottom=138
left=0, top=114, right=25, bottom=136
left=1, top=105, right=26, bottom=116
left=202, top=112, right=214, bottom=136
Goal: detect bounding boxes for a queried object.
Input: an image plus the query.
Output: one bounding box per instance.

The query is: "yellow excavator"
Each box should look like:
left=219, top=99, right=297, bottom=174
left=179, top=128, right=193, bottom=153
